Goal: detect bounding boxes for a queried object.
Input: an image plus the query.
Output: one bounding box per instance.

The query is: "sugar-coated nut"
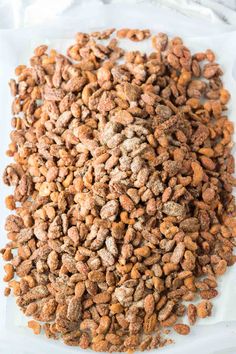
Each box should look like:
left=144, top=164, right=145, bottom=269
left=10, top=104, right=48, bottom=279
left=187, top=304, right=197, bottom=325
left=173, top=324, right=190, bottom=335
left=197, top=300, right=213, bottom=318
left=5, top=195, right=16, bottom=210
left=4, top=287, right=11, bottom=296
left=28, top=320, right=41, bottom=335
left=3, top=263, right=14, bottom=282
left=1, top=27, right=235, bottom=353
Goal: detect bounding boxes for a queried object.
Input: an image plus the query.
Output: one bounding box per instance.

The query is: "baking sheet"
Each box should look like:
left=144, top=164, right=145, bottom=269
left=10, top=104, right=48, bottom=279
left=0, top=2, right=236, bottom=353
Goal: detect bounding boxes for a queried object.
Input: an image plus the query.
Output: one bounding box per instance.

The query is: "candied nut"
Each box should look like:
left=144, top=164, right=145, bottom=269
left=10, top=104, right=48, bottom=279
left=200, top=156, right=216, bottom=170
left=143, top=313, right=157, bottom=334
left=25, top=302, right=38, bottom=316
left=1, top=28, right=235, bottom=353
left=205, top=49, right=215, bottom=62
left=97, top=316, right=111, bottom=334
left=28, top=320, right=41, bottom=335
left=163, top=263, right=178, bottom=275
left=170, top=242, right=185, bottom=264
left=197, top=300, right=213, bottom=318
left=47, top=250, right=59, bottom=271
left=178, top=71, right=191, bottom=86
left=134, top=246, right=151, bottom=258
left=200, top=289, right=218, bottom=300
left=163, top=202, right=186, bottom=217
left=203, top=63, right=221, bottom=79
left=92, top=340, right=109, bottom=352
left=187, top=304, right=197, bottom=325
left=106, top=333, right=122, bottom=345
left=110, top=303, right=123, bottom=314
left=119, top=194, right=135, bottom=212
left=100, top=200, right=119, bottom=221
left=98, top=248, right=115, bottom=267
left=180, top=218, right=199, bottom=232
left=38, top=182, right=51, bottom=197
left=93, top=292, right=111, bottom=304
left=16, top=260, right=32, bottom=277
left=67, top=296, right=82, bottom=321
left=117, top=28, right=150, bottom=42
left=4, top=287, right=11, bottom=296
left=214, top=260, right=227, bottom=276
left=220, top=88, right=230, bottom=104
left=3, top=263, right=14, bottom=282
left=160, top=313, right=178, bottom=327
left=117, top=28, right=129, bottom=38
left=199, top=149, right=215, bottom=158
left=113, top=110, right=134, bottom=125
left=43, top=86, right=65, bottom=101
left=75, top=281, right=86, bottom=298
left=174, top=304, right=186, bottom=318
left=202, top=188, right=215, bottom=203
left=120, top=211, right=135, bottom=225
left=144, top=294, right=155, bottom=316
left=191, top=162, right=204, bottom=186
left=160, top=221, right=178, bottom=238
left=184, top=276, right=196, bottom=292
left=158, top=300, right=175, bottom=321
left=173, top=324, right=190, bottom=335
left=2, top=248, right=13, bottom=261
left=5, top=195, right=16, bottom=210
left=34, top=45, right=48, bottom=56
left=167, top=53, right=180, bottom=70
left=88, top=270, right=105, bottom=282
left=152, top=32, right=168, bottom=50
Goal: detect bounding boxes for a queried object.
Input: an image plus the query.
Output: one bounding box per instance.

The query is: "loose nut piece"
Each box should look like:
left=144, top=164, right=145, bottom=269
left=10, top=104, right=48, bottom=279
left=187, top=304, right=197, bottom=325
left=1, top=28, right=235, bottom=352
left=28, top=320, right=41, bottom=335
left=173, top=324, right=190, bottom=335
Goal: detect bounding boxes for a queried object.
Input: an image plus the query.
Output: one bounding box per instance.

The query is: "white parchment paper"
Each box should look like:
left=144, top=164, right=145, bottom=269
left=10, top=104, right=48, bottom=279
left=0, top=2, right=236, bottom=354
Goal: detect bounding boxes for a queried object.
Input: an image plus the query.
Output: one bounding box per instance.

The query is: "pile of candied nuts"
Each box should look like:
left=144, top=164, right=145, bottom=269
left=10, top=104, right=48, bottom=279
left=1, top=28, right=236, bottom=352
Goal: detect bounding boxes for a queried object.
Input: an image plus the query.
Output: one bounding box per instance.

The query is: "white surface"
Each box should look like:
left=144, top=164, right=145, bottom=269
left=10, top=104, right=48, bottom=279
left=0, top=1, right=236, bottom=354
left=1, top=0, right=236, bottom=29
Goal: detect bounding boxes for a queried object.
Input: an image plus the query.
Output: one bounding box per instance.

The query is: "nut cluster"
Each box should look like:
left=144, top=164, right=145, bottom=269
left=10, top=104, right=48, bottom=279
left=1, top=28, right=236, bottom=352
